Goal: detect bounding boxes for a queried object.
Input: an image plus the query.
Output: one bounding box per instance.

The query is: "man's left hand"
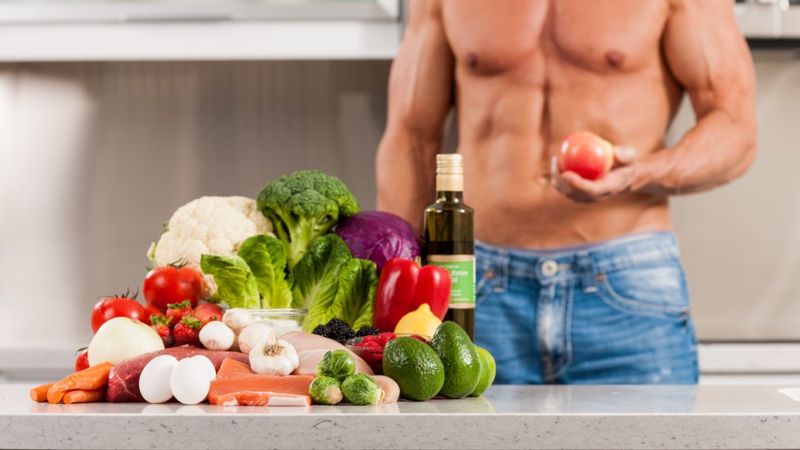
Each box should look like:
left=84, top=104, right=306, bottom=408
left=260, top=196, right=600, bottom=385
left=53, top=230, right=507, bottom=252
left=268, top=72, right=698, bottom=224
left=552, top=146, right=638, bottom=203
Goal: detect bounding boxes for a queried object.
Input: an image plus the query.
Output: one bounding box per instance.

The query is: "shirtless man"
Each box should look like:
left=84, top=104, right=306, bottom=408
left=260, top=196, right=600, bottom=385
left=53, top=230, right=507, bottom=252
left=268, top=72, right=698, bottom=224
left=376, top=0, right=756, bottom=384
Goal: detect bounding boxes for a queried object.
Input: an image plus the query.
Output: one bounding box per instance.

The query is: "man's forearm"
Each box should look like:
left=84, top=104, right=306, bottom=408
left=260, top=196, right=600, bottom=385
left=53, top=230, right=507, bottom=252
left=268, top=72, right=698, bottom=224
left=376, top=131, right=439, bottom=231
left=632, top=108, right=756, bottom=196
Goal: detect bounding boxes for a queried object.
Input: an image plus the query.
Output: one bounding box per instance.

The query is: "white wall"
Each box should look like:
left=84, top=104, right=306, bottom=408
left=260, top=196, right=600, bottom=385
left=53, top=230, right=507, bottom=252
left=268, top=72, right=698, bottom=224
left=0, top=61, right=390, bottom=365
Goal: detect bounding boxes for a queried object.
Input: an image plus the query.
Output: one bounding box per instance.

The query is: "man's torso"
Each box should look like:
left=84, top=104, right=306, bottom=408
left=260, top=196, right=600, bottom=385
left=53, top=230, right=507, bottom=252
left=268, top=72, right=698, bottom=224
left=440, top=0, right=684, bottom=247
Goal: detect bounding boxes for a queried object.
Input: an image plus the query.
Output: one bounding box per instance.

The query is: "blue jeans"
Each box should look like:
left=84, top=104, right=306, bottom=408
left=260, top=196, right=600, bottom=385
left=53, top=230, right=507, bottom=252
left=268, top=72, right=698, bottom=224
left=474, top=232, right=699, bottom=384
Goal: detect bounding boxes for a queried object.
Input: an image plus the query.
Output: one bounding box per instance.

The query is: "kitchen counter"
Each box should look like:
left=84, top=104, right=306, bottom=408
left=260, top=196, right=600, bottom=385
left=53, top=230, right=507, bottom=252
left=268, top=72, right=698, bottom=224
left=3, top=384, right=800, bottom=449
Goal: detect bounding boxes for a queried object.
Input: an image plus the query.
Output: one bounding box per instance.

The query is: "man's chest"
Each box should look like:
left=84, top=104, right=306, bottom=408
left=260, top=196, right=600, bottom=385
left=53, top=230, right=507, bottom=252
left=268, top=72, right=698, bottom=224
left=441, top=0, right=671, bottom=76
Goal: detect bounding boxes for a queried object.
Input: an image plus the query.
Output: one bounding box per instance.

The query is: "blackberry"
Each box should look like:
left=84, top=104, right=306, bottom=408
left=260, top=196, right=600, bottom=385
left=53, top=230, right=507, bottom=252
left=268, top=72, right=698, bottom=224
left=314, top=319, right=356, bottom=343
left=356, top=326, right=380, bottom=337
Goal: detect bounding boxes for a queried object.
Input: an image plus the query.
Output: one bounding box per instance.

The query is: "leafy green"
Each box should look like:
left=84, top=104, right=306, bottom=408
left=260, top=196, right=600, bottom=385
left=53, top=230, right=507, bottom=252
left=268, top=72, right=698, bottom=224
left=341, top=374, right=382, bottom=405
left=292, top=235, right=377, bottom=332
left=200, top=254, right=260, bottom=309
left=257, top=170, right=360, bottom=268
left=316, top=351, right=356, bottom=382
left=308, top=376, right=343, bottom=405
left=335, top=259, right=377, bottom=331
left=238, top=234, right=292, bottom=308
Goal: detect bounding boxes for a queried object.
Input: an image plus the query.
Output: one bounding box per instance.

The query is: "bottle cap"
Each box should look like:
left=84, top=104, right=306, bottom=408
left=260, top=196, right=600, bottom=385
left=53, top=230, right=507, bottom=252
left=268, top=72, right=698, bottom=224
left=436, top=153, right=463, bottom=175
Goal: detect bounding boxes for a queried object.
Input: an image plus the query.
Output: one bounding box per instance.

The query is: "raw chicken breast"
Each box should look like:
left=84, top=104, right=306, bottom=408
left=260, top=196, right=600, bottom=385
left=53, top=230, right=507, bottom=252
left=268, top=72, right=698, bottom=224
left=374, top=375, right=400, bottom=403
left=281, top=332, right=373, bottom=376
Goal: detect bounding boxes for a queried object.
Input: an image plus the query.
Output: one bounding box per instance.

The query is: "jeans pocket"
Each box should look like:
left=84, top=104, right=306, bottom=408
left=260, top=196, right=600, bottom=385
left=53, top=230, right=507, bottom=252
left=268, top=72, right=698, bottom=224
left=596, top=262, right=690, bottom=320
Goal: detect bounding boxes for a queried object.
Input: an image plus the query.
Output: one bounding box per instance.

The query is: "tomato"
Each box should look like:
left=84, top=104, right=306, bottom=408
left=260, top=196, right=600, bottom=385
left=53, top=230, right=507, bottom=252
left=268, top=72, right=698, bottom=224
left=143, top=266, right=204, bottom=311
left=193, top=303, right=224, bottom=326
left=558, top=131, right=615, bottom=180
left=90, top=297, right=146, bottom=333
left=74, top=350, right=89, bottom=372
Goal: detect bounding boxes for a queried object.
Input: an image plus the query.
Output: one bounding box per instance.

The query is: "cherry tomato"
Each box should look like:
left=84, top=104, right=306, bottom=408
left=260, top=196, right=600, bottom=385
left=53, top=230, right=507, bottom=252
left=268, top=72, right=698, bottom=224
left=143, top=266, right=204, bottom=311
left=90, top=297, right=146, bottom=333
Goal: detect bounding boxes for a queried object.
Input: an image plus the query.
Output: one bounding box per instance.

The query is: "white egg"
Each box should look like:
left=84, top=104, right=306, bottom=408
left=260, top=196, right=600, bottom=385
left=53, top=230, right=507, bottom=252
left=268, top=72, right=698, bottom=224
left=139, top=355, right=178, bottom=404
left=191, top=355, right=217, bottom=381
left=170, top=358, right=213, bottom=405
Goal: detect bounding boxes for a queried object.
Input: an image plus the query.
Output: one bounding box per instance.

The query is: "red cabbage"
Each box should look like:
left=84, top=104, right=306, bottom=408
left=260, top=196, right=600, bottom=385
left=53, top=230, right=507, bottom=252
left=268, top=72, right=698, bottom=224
left=334, top=211, right=421, bottom=272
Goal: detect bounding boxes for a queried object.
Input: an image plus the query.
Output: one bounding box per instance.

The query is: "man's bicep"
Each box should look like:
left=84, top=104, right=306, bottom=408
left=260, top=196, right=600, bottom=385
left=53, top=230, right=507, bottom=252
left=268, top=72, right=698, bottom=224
left=663, top=0, right=755, bottom=117
left=385, top=0, right=454, bottom=140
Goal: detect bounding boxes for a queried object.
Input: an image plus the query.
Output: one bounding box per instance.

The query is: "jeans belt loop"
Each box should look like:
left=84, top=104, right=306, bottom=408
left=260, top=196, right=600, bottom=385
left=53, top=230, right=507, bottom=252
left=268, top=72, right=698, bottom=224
left=576, top=252, right=598, bottom=293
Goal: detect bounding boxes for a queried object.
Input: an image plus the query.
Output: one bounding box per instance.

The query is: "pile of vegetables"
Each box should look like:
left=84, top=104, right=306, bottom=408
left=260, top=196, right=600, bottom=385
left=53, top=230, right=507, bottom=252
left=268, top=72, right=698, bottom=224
left=148, top=170, right=423, bottom=334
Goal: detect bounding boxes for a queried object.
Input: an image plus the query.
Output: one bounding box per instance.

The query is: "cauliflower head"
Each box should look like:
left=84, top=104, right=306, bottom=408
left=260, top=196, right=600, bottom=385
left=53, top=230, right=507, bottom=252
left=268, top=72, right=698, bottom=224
left=151, top=196, right=273, bottom=269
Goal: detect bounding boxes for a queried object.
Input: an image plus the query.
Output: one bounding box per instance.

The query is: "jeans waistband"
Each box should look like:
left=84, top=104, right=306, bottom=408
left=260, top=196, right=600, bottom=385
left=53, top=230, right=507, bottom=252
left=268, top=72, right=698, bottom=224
left=476, top=231, right=680, bottom=282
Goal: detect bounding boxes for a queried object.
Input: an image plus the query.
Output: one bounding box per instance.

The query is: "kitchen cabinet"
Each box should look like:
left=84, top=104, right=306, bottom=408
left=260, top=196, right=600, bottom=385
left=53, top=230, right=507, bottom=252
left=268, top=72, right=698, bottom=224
left=0, top=0, right=401, bottom=61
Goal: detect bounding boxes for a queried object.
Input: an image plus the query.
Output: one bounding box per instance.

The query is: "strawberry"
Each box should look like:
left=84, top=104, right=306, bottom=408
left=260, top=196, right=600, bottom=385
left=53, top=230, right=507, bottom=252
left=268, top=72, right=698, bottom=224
left=150, top=315, right=173, bottom=347
left=166, top=300, right=193, bottom=324
left=173, top=316, right=202, bottom=347
left=74, top=349, right=89, bottom=372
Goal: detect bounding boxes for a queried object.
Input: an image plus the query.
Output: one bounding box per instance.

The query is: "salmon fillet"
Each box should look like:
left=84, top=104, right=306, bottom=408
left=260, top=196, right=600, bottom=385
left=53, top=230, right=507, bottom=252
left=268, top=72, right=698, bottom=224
left=208, top=360, right=314, bottom=406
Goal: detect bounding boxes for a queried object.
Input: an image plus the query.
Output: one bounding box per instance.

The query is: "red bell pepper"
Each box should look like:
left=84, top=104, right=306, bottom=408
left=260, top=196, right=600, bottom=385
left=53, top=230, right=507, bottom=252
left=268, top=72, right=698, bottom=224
left=374, top=258, right=451, bottom=332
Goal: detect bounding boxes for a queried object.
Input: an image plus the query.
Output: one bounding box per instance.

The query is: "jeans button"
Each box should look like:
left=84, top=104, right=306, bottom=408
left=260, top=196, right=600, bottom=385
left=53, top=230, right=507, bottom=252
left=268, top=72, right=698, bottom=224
left=541, top=259, right=559, bottom=277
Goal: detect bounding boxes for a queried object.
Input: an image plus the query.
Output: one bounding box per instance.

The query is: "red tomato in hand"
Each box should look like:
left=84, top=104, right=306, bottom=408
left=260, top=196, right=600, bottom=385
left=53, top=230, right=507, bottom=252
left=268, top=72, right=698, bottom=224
left=143, top=266, right=204, bottom=311
left=90, top=297, right=146, bottom=333
left=558, top=131, right=615, bottom=180
left=193, top=303, right=224, bottom=326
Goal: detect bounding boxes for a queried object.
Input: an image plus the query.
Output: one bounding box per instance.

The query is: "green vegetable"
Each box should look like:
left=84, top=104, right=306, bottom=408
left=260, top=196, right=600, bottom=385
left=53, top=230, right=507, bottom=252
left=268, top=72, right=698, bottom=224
left=341, top=374, right=382, bottom=406
left=308, top=376, right=343, bottom=405
left=316, top=350, right=356, bottom=382
left=257, top=170, right=359, bottom=268
left=430, top=321, right=481, bottom=399
left=238, top=234, right=292, bottom=308
left=292, top=235, right=377, bottom=331
left=382, top=337, right=445, bottom=401
left=200, top=254, right=260, bottom=309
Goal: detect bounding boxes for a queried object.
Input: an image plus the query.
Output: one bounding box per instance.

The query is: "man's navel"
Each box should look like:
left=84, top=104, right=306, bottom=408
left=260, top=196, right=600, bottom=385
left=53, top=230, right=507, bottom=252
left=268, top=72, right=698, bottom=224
left=605, top=50, right=625, bottom=69
left=466, top=52, right=479, bottom=68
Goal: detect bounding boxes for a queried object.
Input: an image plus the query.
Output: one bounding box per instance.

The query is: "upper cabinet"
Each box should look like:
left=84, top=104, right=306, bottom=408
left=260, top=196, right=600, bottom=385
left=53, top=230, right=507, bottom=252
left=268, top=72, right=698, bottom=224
left=0, top=0, right=402, bottom=61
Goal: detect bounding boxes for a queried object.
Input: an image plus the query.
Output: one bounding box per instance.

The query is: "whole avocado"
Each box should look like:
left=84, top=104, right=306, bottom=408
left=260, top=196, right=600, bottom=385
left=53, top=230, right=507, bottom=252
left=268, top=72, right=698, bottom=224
left=382, top=337, right=445, bottom=401
left=430, top=321, right=481, bottom=399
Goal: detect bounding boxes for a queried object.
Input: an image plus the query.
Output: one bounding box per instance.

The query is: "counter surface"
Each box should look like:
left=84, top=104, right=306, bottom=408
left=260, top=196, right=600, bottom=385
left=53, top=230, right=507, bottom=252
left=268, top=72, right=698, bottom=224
left=3, top=383, right=800, bottom=449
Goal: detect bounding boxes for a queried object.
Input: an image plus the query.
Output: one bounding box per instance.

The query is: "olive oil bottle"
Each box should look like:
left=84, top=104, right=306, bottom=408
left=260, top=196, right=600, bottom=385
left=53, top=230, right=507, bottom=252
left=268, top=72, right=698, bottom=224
left=424, top=153, right=475, bottom=339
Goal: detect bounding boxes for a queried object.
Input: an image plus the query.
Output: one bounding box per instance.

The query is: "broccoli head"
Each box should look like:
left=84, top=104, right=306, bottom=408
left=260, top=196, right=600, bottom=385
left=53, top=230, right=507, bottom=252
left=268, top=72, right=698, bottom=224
left=257, top=170, right=359, bottom=267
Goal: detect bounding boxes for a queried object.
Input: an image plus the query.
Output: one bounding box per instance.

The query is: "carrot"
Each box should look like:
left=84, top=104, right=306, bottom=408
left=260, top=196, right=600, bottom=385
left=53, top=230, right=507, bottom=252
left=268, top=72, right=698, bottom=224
left=29, top=383, right=55, bottom=402
left=47, top=362, right=113, bottom=404
left=63, top=389, right=105, bottom=404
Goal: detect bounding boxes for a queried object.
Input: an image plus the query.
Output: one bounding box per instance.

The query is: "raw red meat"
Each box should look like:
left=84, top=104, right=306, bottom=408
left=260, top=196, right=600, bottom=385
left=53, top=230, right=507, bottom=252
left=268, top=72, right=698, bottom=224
left=106, top=346, right=249, bottom=403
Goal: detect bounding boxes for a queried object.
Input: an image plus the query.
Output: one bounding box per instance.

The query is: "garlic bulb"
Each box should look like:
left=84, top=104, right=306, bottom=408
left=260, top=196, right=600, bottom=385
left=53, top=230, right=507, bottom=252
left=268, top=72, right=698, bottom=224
left=238, top=322, right=275, bottom=354
left=248, top=336, right=299, bottom=376
left=222, top=308, right=256, bottom=332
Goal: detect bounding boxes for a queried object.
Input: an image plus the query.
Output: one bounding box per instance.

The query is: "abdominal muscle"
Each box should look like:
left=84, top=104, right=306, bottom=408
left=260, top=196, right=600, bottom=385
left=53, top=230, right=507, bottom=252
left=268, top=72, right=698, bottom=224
left=456, top=69, right=678, bottom=249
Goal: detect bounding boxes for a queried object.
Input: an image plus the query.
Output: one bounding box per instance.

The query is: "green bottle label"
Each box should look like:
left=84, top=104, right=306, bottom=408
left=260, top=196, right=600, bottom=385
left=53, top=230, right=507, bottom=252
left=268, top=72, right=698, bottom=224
left=427, top=255, right=475, bottom=309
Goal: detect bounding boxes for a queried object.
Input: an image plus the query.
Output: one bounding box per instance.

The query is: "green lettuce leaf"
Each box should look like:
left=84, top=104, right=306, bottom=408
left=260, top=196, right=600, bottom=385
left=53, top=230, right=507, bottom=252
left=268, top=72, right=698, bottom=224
left=334, top=258, right=377, bottom=331
left=200, top=254, right=260, bottom=309
left=238, top=234, right=292, bottom=308
left=292, top=235, right=377, bottom=331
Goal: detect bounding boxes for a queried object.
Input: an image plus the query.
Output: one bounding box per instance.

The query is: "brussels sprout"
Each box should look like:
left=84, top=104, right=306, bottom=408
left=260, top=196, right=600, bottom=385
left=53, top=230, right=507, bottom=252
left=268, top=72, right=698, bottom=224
left=309, top=376, right=343, bottom=405
left=341, top=374, right=383, bottom=406
left=316, top=350, right=356, bottom=381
